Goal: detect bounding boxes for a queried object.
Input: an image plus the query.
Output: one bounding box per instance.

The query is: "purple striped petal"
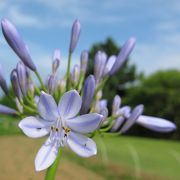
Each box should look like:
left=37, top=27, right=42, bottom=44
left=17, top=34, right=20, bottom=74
left=66, top=113, right=102, bottom=133
left=19, top=116, right=52, bottom=138
left=1, top=19, right=36, bottom=71
left=38, top=91, right=58, bottom=121
left=120, top=104, right=144, bottom=133
left=80, top=75, right=95, bottom=114
left=0, top=104, right=17, bottom=114
left=136, top=115, right=176, bottom=132
left=35, top=137, right=59, bottom=171
left=69, top=19, right=81, bottom=53
left=110, top=37, right=136, bottom=75
left=58, top=90, right=82, bottom=119
left=67, top=132, right=97, bottom=157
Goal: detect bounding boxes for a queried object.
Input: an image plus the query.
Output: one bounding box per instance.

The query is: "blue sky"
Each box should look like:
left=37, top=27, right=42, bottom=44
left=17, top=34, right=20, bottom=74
left=0, top=0, right=180, bottom=82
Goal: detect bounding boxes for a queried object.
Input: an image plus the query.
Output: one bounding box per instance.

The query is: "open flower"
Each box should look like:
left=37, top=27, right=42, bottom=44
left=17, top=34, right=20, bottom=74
left=19, top=90, right=102, bottom=171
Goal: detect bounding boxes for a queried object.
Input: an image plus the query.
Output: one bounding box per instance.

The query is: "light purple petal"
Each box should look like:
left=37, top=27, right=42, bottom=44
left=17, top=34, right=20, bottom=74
left=0, top=104, right=17, bottom=114
left=19, top=116, right=52, bottom=138
left=35, top=137, right=59, bottom=171
left=66, top=113, right=102, bottom=133
left=120, top=104, right=144, bottom=133
left=136, top=115, right=177, bottom=132
left=38, top=91, right=58, bottom=121
left=110, top=37, right=136, bottom=75
left=1, top=19, right=36, bottom=71
left=67, top=132, right=97, bottom=157
left=58, top=90, right=82, bottom=119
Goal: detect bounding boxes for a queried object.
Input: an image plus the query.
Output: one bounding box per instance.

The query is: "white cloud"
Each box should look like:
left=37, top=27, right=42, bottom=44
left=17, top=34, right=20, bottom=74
left=8, top=6, right=40, bottom=27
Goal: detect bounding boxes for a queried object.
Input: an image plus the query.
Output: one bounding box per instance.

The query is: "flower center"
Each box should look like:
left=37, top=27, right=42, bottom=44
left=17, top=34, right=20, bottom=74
left=49, top=118, right=71, bottom=147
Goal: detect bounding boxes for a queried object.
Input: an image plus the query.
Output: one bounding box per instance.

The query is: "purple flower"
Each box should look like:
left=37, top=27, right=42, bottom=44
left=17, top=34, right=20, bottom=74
left=110, top=37, right=136, bottom=75
left=136, top=115, right=176, bottom=132
left=80, top=50, right=89, bottom=73
left=80, top=75, right=95, bottom=114
left=1, top=19, right=36, bottom=71
left=19, top=90, right=102, bottom=171
left=0, top=64, right=8, bottom=95
left=69, top=20, right=81, bottom=53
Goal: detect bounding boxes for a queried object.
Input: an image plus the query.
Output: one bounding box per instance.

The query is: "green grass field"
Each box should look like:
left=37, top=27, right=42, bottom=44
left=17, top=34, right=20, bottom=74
left=0, top=116, right=180, bottom=179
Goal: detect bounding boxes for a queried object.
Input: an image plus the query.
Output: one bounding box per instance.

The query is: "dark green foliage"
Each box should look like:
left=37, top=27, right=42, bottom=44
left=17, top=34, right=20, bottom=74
left=124, top=70, right=180, bottom=139
left=88, top=37, right=141, bottom=106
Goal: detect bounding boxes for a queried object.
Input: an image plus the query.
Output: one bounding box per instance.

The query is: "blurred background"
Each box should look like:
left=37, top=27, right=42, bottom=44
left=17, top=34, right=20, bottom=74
left=0, top=0, right=180, bottom=179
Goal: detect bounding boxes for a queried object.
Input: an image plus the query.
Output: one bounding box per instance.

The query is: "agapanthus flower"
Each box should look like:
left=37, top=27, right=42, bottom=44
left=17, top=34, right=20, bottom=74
left=19, top=90, right=102, bottom=171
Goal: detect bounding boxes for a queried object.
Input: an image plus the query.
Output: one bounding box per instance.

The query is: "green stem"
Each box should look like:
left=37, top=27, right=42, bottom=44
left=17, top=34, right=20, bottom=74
left=66, top=53, right=72, bottom=91
left=35, top=71, right=46, bottom=91
left=45, top=148, right=62, bottom=180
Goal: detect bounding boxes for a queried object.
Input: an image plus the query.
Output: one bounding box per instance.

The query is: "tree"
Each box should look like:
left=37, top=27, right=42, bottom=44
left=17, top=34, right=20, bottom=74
left=124, top=70, right=180, bottom=139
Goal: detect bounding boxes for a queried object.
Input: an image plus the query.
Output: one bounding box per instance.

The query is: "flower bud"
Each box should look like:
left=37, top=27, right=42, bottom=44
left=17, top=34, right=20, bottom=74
left=16, top=62, right=27, bottom=96
left=0, top=64, right=8, bottom=95
left=69, top=19, right=81, bottom=53
left=10, top=69, right=22, bottom=101
left=80, top=75, right=95, bottom=114
left=94, top=51, right=107, bottom=83
left=120, top=104, right=144, bottom=133
left=48, top=75, right=56, bottom=95
left=110, top=37, right=136, bottom=75
left=1, top=19, right=36, bottom=71
left=71, top=64, right=80, bottom=86
left=52, top=49, right=60, bottom=74
left=0, top=104, right=17, bottom=114
left=112, top=95, right=121, bottom=115
left=80, top=50, right=88, bottom=73
left=15, top=97, right=23, bottom=113
left=103, top=55, right=116, bottom=76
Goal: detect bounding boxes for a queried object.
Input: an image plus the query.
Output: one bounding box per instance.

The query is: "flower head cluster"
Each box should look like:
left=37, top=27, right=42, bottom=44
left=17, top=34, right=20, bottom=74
left=0, top=18, right=176, bottom=173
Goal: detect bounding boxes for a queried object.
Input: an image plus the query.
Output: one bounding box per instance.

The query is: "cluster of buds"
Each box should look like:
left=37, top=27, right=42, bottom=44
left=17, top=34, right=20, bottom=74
left=0, top=19, right=176, bottom=173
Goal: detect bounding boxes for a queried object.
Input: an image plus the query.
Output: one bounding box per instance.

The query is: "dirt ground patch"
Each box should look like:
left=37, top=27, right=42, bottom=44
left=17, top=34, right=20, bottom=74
left=0, top=136, right=103, bottom=180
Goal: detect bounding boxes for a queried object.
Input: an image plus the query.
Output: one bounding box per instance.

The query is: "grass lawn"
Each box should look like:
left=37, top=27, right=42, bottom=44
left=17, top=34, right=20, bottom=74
left=0, top=134, right=180, bottom=180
